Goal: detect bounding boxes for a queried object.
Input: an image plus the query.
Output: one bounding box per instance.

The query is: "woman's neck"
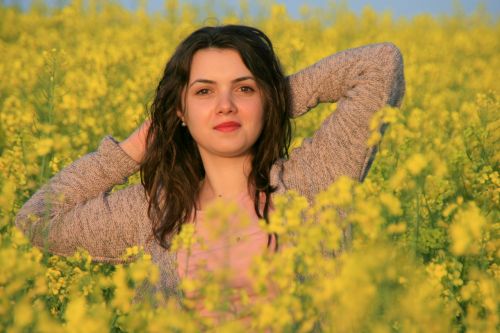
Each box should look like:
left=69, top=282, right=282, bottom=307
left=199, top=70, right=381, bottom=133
left=198, top=153, right=253, bottom=210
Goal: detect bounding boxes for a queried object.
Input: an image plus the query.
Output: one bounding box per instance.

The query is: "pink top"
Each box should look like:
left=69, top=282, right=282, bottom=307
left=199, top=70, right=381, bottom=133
left=176, top=191, right=277, bottom=323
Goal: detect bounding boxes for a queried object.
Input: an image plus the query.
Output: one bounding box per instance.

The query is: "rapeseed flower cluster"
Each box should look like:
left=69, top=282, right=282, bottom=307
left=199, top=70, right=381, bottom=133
left=0, top=1, right=498, bottom=331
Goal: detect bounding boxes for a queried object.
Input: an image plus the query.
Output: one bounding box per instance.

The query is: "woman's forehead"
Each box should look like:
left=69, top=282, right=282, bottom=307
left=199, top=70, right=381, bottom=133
left=189, top=48, right=253, bottom=82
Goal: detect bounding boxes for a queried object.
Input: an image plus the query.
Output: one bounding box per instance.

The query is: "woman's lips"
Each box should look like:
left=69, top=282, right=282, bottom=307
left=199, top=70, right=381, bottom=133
left=214, top=121, right=241, bottom=132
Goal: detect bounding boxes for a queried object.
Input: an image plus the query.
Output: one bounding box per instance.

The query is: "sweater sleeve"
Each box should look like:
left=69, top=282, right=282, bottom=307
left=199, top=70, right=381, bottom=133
left=274, top=42, right=405, bottom=203
left=14, top=135, right=150, bottom=264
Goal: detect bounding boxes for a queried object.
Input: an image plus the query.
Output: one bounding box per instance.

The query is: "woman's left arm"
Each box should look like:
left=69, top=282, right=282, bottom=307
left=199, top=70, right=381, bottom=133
left=273, top=42, right=405, bottom=203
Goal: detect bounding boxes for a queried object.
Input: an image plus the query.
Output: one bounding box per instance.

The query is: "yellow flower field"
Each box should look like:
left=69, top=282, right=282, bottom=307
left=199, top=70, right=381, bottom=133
left=0, top=1, right=498, bottom=332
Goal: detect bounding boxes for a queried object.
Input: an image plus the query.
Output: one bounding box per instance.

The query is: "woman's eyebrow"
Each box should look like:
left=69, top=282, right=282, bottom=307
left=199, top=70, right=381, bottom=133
left=189, top=76, right=255, bottom=88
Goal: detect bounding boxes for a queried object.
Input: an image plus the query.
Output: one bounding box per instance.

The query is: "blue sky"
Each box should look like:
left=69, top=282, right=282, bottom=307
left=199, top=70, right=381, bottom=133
left=5, top=0, right=500, bottom=18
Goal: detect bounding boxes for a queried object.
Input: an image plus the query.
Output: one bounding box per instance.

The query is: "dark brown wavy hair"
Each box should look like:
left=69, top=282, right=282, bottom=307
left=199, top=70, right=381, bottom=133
left=140, top=25, right=292, bottom=251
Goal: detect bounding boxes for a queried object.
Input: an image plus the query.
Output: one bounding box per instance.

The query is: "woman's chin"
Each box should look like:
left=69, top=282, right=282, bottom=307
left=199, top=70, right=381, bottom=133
left=198, top=142, right=254, bottom=158
left=211, top=147, right=253, bottom=158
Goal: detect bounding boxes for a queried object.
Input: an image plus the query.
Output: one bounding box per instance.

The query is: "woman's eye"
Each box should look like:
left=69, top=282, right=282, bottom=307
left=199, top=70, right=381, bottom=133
left=239, top=86, right=255, bottom=93
left=194, top=86, right=255, bottom=95
left=195, top=88, right=210, bottom=95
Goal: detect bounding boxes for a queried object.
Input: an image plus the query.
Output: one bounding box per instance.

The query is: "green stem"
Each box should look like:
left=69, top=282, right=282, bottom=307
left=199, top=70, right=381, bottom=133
left=39, top=154, right=47, bottom=184
left=414, top=192, right=420, bottom=256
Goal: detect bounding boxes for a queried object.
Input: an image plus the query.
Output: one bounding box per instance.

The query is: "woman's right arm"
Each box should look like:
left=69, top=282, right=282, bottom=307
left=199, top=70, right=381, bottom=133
left=14, top=131, right=150, bottom=264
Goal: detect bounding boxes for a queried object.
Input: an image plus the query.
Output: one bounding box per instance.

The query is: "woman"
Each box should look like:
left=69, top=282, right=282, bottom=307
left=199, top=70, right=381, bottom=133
left=15, top=25, right=405, bottom=324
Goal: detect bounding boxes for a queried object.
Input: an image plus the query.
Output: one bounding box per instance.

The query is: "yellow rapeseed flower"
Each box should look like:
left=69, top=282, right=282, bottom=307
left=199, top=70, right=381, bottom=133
left=406, top=153, right=427, bottom=175
left=449, top=202, right=487, bottom=255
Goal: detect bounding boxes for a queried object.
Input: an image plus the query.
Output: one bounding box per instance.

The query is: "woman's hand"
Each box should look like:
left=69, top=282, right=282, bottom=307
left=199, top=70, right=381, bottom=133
left=119, top=119, right=151, bottom=164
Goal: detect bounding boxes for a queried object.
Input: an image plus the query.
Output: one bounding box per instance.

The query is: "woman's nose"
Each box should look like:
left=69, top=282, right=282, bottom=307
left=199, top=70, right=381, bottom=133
left=216, top=91, right=236, bottom=114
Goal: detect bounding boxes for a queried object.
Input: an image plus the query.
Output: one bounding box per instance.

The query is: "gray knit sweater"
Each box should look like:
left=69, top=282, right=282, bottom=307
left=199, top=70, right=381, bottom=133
left=15, top=42, right=405, bottom=305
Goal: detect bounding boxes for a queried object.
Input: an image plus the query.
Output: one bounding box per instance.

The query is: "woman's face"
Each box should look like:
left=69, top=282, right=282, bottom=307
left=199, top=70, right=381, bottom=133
left=178, top=48, right=264, bottom=159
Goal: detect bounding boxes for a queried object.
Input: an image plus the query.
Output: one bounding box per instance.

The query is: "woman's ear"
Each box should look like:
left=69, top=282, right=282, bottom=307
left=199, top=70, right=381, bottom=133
left=176, top=110, right=184, bottom=122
